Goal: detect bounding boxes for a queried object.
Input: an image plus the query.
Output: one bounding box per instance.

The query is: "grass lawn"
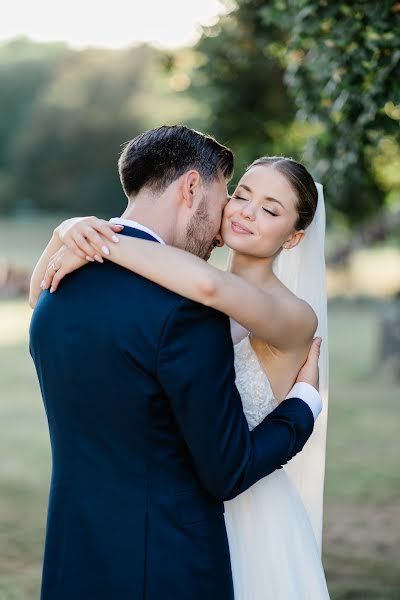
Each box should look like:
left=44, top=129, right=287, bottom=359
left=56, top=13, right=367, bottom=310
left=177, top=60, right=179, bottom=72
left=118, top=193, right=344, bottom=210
left=0, top=215, right=70, bottom=271
left=0, top=216, right=399, bottom=598
left=323, top=303, right=400, bottom=600
left=0, top=300, right=398, bottom=599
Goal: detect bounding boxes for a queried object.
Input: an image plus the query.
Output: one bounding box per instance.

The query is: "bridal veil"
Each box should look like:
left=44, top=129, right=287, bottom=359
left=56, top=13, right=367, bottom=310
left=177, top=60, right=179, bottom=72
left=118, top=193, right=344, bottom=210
left=273, top=182, right=329, bottom=552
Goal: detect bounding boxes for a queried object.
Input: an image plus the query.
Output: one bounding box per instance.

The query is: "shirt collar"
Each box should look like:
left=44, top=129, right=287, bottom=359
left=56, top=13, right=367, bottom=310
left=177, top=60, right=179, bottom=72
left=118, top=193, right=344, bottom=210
left=109, top=218, right=165, bottom=245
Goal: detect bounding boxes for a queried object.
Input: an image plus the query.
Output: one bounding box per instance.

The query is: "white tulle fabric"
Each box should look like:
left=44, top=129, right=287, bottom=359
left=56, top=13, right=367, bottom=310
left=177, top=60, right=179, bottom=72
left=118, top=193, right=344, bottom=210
left=272, top=182, right=329, bottom=552
left=224, top=184, right=329, bottom=598
left=224, top=335, right=329, bottom=599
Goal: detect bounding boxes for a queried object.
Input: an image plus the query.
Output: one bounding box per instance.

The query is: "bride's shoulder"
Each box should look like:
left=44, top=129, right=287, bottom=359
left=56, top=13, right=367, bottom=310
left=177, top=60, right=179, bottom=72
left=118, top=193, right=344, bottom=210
left=296, top=297, right=318, bottom=337
left=274, top=282, right=318, bottom=342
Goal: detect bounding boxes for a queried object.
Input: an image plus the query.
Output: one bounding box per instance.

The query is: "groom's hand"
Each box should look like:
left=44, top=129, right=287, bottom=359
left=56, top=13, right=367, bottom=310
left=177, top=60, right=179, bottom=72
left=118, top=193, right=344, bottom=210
left=295, top=337, right=322, bottom=391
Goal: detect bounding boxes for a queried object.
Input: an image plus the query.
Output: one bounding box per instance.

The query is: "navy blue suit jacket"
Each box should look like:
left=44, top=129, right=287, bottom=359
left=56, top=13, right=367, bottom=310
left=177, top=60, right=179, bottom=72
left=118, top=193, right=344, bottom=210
left=29, top=226, right=314, bottom=599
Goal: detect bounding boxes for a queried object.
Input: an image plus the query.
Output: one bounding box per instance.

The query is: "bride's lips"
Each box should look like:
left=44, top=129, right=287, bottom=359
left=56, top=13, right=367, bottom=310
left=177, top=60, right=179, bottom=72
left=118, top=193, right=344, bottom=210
left=231, top=221, right=253, bottom=234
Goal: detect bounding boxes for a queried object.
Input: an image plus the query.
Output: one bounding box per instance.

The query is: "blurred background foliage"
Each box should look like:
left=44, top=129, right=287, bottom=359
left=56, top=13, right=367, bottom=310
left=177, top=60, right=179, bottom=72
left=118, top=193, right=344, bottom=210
left=261, top=0, right=400, bottom=224
left=1, top=2, right=400, bottom=599
left=1, top=0, right=399, bottom=234
left=0, top=37, right=193, bottom=216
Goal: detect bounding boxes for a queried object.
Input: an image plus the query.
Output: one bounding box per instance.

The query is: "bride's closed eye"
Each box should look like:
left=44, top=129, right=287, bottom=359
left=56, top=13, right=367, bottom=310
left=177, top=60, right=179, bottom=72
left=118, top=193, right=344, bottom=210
left=263, top=208, right=278, bottom=216
left=233, top=194, right=277, bottom=216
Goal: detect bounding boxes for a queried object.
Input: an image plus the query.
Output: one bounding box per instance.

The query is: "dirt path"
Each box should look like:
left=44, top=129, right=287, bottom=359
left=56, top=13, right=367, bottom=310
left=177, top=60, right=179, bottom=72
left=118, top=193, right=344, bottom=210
left=323, top=499, right=400, bottom=598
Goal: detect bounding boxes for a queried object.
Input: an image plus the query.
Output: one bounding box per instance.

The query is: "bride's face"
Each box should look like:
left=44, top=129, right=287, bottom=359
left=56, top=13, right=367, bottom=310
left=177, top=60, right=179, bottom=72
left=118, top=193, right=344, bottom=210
left=221, top=165, right=304, bottom=258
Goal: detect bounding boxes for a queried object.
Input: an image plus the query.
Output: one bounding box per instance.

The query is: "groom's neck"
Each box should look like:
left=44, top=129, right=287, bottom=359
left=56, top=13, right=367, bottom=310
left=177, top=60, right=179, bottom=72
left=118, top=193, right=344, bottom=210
left=120, top=194, right=176, bottom=245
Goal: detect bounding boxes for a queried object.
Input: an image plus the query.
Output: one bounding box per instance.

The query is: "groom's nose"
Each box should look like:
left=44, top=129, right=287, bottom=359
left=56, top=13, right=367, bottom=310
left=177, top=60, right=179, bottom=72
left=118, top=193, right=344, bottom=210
left=213, top=231, right=224, bottom=248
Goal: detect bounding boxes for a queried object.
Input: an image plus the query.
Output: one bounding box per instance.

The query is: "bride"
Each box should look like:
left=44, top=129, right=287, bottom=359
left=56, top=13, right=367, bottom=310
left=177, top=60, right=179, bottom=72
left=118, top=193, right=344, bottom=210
left=32, top=156, right=329, bottom=599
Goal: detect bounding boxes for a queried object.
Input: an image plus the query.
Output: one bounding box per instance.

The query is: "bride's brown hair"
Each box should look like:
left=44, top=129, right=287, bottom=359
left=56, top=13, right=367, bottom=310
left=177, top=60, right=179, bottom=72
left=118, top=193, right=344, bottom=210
left=247, top=157, right=318, bottom=231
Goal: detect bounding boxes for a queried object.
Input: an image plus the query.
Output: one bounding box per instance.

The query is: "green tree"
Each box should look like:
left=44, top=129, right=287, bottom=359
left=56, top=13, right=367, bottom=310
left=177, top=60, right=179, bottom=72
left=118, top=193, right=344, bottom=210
left=0, top=37, right=72, bottom=208
left=186, top=0, right=295, bottom=180
left=0, top=37, right=71, bottom=169
left=0, top=39, right=198, bottom=215
left=8, top=45, right=153, bottom=215
left=190, top=0, right=400, bottom=226
left=261, top=0, right=400, bottom=224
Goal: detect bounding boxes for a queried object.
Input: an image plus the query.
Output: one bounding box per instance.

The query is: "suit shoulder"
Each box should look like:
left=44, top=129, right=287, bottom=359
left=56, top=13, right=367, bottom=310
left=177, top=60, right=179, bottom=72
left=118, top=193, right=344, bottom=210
left=164, top=294, right=230, bottom=323
left=159, top=296, right=231, bottom=348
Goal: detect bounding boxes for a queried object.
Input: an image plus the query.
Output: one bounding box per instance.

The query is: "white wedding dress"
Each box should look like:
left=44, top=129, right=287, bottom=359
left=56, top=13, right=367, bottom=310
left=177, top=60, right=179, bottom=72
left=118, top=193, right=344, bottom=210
left=223, top=334, right=330, bottom=599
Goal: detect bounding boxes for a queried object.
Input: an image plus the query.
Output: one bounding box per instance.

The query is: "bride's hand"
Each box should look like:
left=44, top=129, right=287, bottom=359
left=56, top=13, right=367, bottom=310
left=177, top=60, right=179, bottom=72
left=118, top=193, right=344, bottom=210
left=41, top=246, right=88, bottom=293
left=54, top=217, right=124, bottom=262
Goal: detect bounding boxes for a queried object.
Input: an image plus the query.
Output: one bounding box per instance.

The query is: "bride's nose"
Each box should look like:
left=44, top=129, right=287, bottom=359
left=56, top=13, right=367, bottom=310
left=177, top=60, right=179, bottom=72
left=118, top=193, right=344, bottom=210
left=240, top=203, right=256, bottom=221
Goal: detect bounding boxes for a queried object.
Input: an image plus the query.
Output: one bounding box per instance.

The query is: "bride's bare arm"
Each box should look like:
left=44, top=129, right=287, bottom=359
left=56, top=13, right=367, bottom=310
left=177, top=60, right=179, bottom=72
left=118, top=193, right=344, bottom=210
left=29, top=233, right=64, bottom=308
left=44, top=220, right=317, bottom=350
left=102, top=236, right=316, bottom=350
left=29, top=217, right=123, bottom=308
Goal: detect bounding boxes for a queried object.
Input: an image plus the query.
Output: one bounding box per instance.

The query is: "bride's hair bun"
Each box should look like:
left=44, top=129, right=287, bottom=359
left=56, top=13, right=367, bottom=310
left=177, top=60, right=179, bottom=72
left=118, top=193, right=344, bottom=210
left=246, top=156, right=318, bottom=230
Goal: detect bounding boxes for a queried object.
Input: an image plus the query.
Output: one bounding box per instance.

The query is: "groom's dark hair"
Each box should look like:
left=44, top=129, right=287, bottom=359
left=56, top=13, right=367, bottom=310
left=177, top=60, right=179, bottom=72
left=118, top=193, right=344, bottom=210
left=118, top=125, right=234, bottom=197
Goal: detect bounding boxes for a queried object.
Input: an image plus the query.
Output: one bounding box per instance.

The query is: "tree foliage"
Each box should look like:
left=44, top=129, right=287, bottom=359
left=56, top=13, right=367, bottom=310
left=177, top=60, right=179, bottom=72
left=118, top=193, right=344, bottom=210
left=261, top=0, right=400, bottom=223
left=1, top=5, right=399, bottom=228
left=0, top=38, right=72, bottom=173
left=187, top=0, right=295, bottom=178
left=193, top=0, right=400, bottom=225
left=0, top=38, right=196, bottom=216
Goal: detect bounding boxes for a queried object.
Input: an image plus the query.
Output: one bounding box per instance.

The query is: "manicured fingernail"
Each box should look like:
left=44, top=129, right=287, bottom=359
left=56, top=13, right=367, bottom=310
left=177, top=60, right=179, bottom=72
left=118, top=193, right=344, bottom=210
left=40, top=280, right=45, bottom=288
left=102, top=246, right=110, bottom=256
left=50, top=288, right=54, bottom=293
left=94, top=255, right=103, bottom=263
left=112, top=235, right=119, bottom=243
left=86, top=256, right=95, bottom=262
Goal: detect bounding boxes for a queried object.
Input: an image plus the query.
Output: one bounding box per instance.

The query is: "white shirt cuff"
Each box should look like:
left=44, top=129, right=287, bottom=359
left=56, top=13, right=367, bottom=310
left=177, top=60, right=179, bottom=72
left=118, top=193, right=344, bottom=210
left=286, top=382, right=322, bottom=421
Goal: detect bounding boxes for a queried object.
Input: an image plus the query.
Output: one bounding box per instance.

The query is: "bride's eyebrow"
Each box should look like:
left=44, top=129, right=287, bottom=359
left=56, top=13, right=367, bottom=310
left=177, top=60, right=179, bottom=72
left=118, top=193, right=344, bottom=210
left=238, top=184, right=286, bottom=210
left=266, top=197, right=286, bottom=210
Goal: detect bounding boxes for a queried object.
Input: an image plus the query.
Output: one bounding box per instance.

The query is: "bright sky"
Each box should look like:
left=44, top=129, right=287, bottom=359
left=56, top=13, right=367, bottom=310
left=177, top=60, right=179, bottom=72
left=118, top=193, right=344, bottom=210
left=0, top=0, right=226, bottom=49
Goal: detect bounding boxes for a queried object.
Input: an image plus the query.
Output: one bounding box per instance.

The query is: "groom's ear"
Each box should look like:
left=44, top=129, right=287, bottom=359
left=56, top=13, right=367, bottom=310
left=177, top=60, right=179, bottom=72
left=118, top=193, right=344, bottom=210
left=180, top=170, right=202, bottom=208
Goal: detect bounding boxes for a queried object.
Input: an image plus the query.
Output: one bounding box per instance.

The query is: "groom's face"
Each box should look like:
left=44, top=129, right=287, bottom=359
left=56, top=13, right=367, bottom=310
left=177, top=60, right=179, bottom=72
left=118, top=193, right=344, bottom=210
left=183, top=175, right=228, bottom=260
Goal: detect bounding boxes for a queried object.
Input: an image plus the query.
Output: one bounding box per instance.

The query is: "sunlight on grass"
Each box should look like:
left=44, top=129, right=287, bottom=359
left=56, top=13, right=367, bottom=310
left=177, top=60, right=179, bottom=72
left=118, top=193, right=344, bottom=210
left=0, top=300, right=399, bottom=598
left=0, top=300, right=32, bottom=345
left=0, top=220, right=399, bottom=598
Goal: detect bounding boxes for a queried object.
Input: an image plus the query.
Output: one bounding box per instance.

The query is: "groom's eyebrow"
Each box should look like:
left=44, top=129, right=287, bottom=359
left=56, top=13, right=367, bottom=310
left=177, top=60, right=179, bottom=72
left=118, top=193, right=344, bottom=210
left=238, top=184, right=286, bottom=209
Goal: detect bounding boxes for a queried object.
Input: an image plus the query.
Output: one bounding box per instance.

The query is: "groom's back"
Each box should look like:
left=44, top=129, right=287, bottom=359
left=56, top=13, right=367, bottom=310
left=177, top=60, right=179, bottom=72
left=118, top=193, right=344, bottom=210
left=31, top=245, right=175, bottom=482
left=30, top=229, right=229, bottom=599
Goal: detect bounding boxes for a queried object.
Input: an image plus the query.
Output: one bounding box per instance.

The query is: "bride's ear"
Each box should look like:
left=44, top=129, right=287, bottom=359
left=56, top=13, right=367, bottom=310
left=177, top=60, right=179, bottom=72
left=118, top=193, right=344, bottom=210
left=283, top=230, right=305, bottom=250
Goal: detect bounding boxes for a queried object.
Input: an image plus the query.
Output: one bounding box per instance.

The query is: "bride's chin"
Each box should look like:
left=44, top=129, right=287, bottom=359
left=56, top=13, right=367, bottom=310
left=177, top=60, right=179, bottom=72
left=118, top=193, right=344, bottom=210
left=222, top=232, right=252, bottom=253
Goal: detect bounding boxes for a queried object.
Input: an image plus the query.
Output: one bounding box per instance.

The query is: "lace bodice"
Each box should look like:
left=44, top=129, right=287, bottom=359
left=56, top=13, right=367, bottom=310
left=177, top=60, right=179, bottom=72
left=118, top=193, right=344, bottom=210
left=234, top=335, right=279, bottom=431
left=227, top=335, right=330, bottom=600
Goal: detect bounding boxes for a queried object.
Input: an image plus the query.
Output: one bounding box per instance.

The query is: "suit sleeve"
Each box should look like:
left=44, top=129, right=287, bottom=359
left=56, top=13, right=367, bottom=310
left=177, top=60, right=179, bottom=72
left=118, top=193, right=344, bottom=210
left=157, top=299, right=314, bottom=501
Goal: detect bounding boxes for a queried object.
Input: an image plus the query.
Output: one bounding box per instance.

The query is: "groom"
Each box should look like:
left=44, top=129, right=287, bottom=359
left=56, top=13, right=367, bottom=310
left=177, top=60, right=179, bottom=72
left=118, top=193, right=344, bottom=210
left=30, top=125, right=322, bottom=599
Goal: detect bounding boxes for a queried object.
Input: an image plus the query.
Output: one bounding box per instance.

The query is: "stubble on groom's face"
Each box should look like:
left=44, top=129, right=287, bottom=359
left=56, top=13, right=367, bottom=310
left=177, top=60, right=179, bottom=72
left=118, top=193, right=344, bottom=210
left=184, top=196, right=216, bottom=260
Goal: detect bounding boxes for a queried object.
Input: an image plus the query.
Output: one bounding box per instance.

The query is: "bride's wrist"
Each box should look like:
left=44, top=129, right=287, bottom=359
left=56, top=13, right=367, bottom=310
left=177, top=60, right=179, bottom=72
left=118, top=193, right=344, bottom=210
left=51, top=228, right=63, bottom=246
left=53, top=222, right=63, bottom=240
left=53, top=217, right=78, bottom=241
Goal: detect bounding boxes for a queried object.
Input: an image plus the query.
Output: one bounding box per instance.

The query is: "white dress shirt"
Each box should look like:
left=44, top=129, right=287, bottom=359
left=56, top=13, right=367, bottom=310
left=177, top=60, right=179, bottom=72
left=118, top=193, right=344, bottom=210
left=109, top=217, right=322, bottom=421
left=109, top=218, right=165, bottom=245
left=286, top=382, right=322, bottom=420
